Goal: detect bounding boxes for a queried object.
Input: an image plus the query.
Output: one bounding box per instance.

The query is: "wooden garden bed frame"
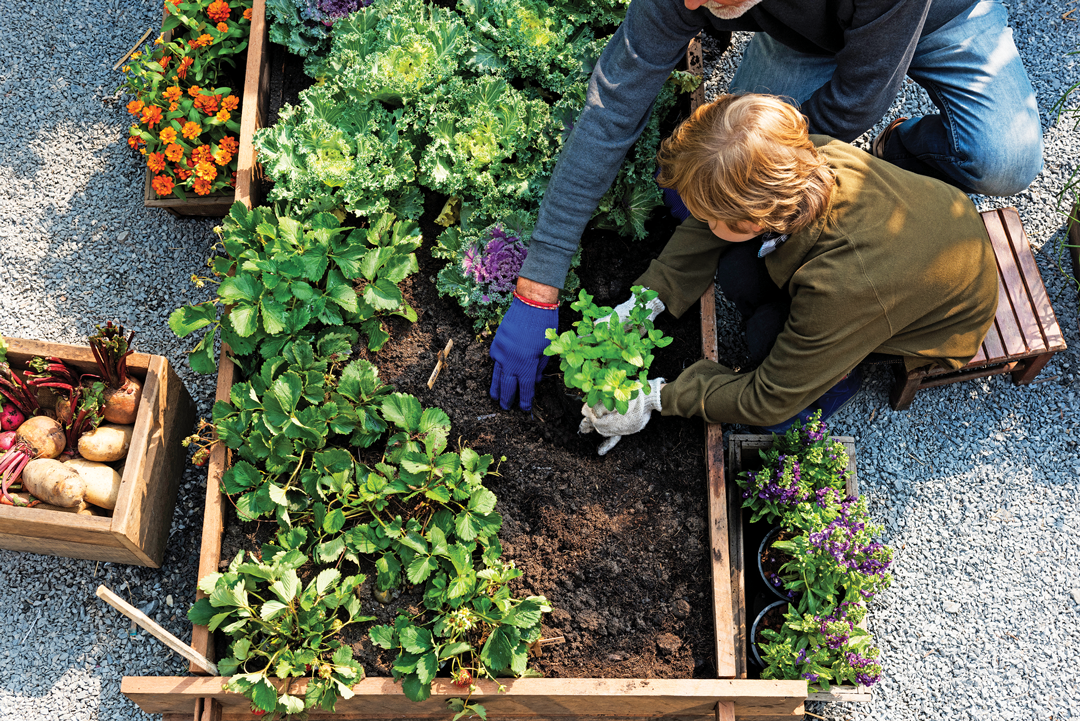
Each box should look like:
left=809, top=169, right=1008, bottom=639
left=120, top=32, right=818, bottom=720
left=143, top=0, right=271, bottom=217
left=0, top=337, right=195, bottom=567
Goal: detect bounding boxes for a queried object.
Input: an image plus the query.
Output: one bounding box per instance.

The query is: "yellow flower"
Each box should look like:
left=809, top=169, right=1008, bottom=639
left=132, top=51, right=142, bottom=59
left=121, top=65, right=130, bottom=73
left=154, top=35, right=164, bottom=45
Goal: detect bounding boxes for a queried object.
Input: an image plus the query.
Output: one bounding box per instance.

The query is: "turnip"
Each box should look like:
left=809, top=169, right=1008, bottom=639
left=89, top=322, right=142, bottom=425
left=0, top=403, right=24, bottom=431
left=0, top=416, right=66, bottom=505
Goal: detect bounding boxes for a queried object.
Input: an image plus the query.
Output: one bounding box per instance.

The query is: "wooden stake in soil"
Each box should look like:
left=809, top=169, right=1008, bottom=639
left=96, top=585, right=219, bottom=675
left=427, top=339, right=454, bottom=389
left=113, top=28, right=154, bottom=70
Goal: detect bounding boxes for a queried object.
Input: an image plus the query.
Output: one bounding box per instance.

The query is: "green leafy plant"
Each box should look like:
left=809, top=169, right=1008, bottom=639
left=188, top=538, right=373, bottom=715
left=169, top=202, right=420, bottom=374
left=543, top=286, right=672, bottom=413
left=1053, top=50, right=1080, bottom=294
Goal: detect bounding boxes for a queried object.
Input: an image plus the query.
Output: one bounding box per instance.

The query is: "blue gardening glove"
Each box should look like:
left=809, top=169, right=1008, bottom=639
left=489, top=295, right=558, bottom=411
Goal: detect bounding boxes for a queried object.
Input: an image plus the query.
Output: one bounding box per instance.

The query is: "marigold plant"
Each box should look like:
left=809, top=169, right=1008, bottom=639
left=118, top=0, right=253, bottom=200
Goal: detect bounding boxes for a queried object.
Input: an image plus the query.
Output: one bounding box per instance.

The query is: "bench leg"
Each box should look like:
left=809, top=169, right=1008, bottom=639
left=889, top=365, right=924, bottom=411
left=1011, top=352, right=1055, bottom=386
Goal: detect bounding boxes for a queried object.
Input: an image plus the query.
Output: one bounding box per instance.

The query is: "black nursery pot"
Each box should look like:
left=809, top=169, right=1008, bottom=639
left=758, top=526, right=796, bottom=602
left=750, top=600, right=788, bottom=668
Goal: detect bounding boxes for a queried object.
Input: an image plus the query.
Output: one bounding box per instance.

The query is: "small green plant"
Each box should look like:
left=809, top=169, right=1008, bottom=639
left=1053, top=50, right=1080, bottom=294
left=169, top=202, right=420, bottom=374
left=544, top=286, right=672, bottom=414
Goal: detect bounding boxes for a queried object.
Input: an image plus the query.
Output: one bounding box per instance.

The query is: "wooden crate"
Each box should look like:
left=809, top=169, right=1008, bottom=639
left=723, top=435, right=871, bottom=704
left=143, top=0, right=271, bottom=217
left=0, top=337, right=196, bottom=567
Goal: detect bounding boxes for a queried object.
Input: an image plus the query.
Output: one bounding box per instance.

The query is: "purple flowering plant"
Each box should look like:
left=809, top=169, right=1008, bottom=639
left=760, top=601, right=884, bottom=692
left=736, top=410, right=850, bottom=524
left=436, top=223, right=530, bottom=332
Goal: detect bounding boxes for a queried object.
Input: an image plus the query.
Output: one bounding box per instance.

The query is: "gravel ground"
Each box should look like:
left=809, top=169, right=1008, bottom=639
left=0, top=1, right=1076, bottom=720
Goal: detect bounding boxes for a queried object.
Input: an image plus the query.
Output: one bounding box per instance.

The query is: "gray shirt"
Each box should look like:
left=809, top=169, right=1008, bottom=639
left=517, top=0, right=973, bottom=289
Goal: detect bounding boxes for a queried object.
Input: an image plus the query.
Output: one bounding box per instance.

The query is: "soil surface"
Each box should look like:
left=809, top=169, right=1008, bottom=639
left=219, top=44, right=716, bottom=680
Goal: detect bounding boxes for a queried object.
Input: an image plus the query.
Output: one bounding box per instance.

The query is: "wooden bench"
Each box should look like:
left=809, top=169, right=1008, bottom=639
left=889, top=207, right=1067, bottom=411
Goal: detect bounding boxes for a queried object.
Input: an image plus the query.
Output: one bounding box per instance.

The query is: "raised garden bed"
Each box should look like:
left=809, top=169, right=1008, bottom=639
left=0, top=337, right=196, bottom=567
left=725, top=434, right=871, bottom=704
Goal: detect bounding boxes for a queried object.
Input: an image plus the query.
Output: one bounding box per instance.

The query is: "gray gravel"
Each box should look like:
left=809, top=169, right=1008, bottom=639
left=0, top=0, right=1076, bottom=720
left=705, top=5, right=1080, bottom=720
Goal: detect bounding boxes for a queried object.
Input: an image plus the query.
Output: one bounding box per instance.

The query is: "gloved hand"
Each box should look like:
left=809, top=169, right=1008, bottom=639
left=489, top=294, right=558, bottom=411
left=579, top=377, right=665, bottom=455
left=602, top=288, right=666, bottom=336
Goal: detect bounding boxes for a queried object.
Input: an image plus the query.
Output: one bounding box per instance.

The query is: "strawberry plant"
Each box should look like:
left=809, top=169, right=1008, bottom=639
left=169, top=202, right=420, bottom=374
left=544, top=286, right=672, bottom=414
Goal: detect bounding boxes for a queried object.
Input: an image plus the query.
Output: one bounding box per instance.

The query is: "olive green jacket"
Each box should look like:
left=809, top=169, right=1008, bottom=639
left=639, top=138, right=998, bottom=426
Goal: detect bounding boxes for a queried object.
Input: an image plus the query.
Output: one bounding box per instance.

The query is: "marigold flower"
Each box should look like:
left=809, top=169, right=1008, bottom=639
left=189, top=34, right=214, bottom=48
left=192, top=144, right=213, bottom=163
left=131, top=51, right=142, bottom=59
left=141, top=104, right=164, bottom=128
left=165, top=143, right=185, bottom=162
left=193, top=178, right=213, bottom=195
left=221, top=95, right=239, bottom=112
left=195, top=161, right=218, bottom=181
left=152, top=174, right=175, bottom=196
left=127, top=136, right=141, bottom=150
left=243, top=7, right=252, bottom=20
left=160, top=55, right=171, bottom=69
left=177, top=56, right=194, bottom=79
left=182, top=121, right=202, bottom=139
left=159, top=127, right=178, bottom=144
left=188, top=85, right=203, bottom=98
left=140, top=148, right=148, bottom=155
left=213, top=148, right=232, bottom=166
left=169, top=102, right=179, bottom=112
left=216, top=21, right=229, bottom=32
left=216, top=109, right=231, bottom=123
left=175, top=166, right=192, bottom=180
left=147, top=152, right=167, bottom=173
left=194, top=93, right=220, bottom=114
left=126, top=99, right=145, bottom=116
left=208, top=0, right=230, bottom=21
left=219, top=135, right=239, bottom=154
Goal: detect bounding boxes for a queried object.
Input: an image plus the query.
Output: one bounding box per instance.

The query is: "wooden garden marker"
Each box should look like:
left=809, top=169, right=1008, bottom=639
left=113, top=28, right=155, bottom=71
left=96, top=585, right=219, bottom=676
left=427, top=339, right=454, bottom=389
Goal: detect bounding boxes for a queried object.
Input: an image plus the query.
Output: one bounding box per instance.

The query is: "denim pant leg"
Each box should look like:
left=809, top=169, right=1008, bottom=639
left=885, top=0, right=1043, bottom=196
left=714, top=242, right=791, bottom=364
left=729, top=33, right=836, bottom=107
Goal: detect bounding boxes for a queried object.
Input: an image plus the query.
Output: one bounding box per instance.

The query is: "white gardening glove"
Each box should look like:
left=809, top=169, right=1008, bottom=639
left=579, top=378, right=665, bottom=455
left=608, top=289, right=666, bottom=328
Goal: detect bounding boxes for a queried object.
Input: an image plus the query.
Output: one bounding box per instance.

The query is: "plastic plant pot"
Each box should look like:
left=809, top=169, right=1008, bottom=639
left=750, top=600, right=788, bottom=668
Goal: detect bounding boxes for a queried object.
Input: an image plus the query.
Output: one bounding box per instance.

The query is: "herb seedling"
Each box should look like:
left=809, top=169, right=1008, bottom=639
left=544, top=286, right=672, bottom=414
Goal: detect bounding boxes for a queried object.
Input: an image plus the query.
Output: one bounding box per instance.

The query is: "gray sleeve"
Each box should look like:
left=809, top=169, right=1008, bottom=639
left=801, top=0, right=933, bottom=141
left=517, top=0, right=704, bottom=289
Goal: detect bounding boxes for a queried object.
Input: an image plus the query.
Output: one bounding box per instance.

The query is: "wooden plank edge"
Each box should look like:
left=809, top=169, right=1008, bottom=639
left=806, top=685, right=872, bottom=703
left=234, top=0, right=268, bottom=209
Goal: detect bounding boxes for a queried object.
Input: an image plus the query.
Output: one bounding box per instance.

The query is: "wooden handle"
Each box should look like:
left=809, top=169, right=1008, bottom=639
left=96, top=585, right=218, bottom=675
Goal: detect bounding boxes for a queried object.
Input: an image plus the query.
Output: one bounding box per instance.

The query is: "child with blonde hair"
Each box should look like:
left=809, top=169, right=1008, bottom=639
left=581, top=94, right=999, bottom=454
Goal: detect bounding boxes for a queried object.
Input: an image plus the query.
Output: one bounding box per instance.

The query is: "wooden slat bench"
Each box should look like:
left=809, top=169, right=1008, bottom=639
left=889, top=207, right=1067, bottom=410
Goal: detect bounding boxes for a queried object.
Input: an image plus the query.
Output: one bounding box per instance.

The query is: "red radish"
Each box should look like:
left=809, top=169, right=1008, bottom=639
left=0, top=431, right=15, bottom=451
left=0, top=404, right=24, bottom=431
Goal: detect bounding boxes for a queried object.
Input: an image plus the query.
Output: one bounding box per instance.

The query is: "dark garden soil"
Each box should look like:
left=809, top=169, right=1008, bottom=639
left=758, top=528, right=796, bottom=598
left=218, top=42, right=716, bottom=681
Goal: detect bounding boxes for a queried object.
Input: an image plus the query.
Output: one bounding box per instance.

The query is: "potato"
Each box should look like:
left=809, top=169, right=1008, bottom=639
left=78, top=423, right=134, bottom=462
left=21, top=459, right=86, bottom=508
left=10, top=492, right=96, bottom=515
left=64, top=458, right=123, bottom=510
left=16, top=416, right=66, bottom=459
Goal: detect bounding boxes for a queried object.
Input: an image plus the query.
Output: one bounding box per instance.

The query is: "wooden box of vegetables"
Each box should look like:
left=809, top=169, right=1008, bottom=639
left=0, top=335, right=196, bottom=567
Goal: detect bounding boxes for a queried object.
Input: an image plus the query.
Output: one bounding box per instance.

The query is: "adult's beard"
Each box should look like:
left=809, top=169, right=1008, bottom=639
left=703, top=0, right=764, bottom=19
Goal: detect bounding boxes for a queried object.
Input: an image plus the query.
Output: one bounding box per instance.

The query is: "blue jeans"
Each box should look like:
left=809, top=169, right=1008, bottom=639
left=729, top=0, right=1043, bottom=196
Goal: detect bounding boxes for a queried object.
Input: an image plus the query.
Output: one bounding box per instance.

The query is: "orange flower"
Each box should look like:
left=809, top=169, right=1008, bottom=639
left=192, top=144, right=213, bottom=163
left=243, top=7, right=252, bottom=20
left=147, top=152, right=167, bottom=173
left=164, top=86, right=182, bottom=103
left=219, top=135, right=239, bottom=154
left=177, top=56, right=194, bottom=79
left=126, top=99, right=145, bottom=116
left=193, top=178, right=213, bottom=195
left=195, top=161, right=218, bottom=182
left=165, top=143, right=185, bottom=163
left=175, top=166, right=193, bottom=180
left=181, top=121, right=202, bottom=139
left=160, top=55, right=172, bottom=69
left=216, top=22, right=229, bottom=32
left=188, top=85, right=203, bottom=98
left=213, top=147, right=232, bottom=166
left=189, top=34, right=214, bottom=48
left=127, top=136, right=141, bottom=149
left=208, top=0, right=230, bottom=21
left=221, top=95, right=239, bottom=112
left=215, top=109, right=231, bottom=123
left=141, top=104, right=164, bottom=128
left=169, top=102, right=179, bottom=112
left=159, top=127, right=178, bottom=144
left=194, top=93, right=220, bottom=114
left=151, top=174, right=175, bottom=196
left=164, top=0, right=180, bottom=11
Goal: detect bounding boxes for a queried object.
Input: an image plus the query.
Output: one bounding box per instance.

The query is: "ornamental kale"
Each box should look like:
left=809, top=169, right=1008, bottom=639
left=544, top=287, right=673, bottom=414
left=760, top=601, right=883, bottom=692
left=462, top=228, right=527, bottom=293
left=266, top=0, right=374, bottom=61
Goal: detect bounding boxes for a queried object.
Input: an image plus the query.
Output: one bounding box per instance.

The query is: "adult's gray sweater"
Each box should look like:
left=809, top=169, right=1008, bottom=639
left=516, top=0, right=975, bottom=290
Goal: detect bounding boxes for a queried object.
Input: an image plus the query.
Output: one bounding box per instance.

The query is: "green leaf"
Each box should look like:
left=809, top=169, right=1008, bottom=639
left=260, top=599, right=289, bottom=621
left=324, top=508, right=346, bottom=534
left=169, top=304, right=217, bottom=337
left=382, top=393, right=422, bottom=431
left=363, top=277, right=403, bottom=310
left=402, top=672, right=432, bottom=702
left=407, top=554, right=438, bottom=584
left=370, top=624, right=395, bottom=649
left=480, top=627, right=515, bottom=672
left=416, top=652, right=438, bottom=685
left=281, top=694, right=305, bottom=715
left=188, top=329, right=218, bottom=374
left=219, top=275, right=262, bottom=303
left=439, top=641, right=472, bottom=659
left=229, top=304, right=260, bottom=337
left=400, top=625, right=433, bottom=654
left=315, top=568, right=342, bottom=595
left=250, top=677, right=279, bottom=713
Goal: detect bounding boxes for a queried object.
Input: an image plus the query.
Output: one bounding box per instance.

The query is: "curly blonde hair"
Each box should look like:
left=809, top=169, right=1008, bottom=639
left=656, top=94, right=835, bottom=235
